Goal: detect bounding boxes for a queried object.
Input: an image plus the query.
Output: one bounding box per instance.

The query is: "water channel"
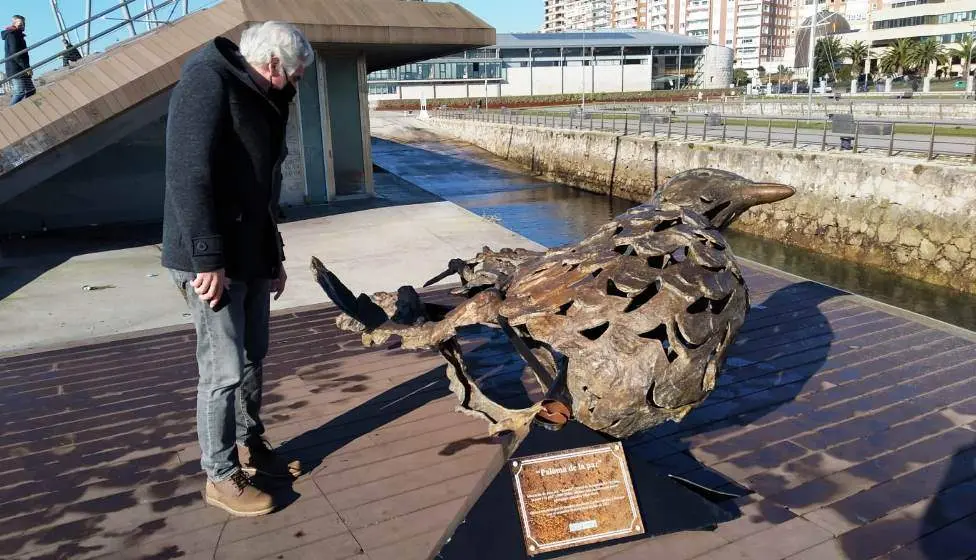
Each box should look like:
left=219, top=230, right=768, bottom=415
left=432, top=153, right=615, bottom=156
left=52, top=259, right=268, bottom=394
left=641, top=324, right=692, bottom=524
left=373, top=137, right=976, bottom=332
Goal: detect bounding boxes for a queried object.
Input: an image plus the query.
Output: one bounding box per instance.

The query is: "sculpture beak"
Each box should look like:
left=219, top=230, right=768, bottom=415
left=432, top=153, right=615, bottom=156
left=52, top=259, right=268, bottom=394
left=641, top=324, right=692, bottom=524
left=423, top=267, right=455, bottom=288
left=746, top=183, right=795, bottom=205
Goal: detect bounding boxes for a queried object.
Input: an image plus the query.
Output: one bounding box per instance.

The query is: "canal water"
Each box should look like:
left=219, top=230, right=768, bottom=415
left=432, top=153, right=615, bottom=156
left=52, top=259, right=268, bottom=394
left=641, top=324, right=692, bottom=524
left=372, top=137, right=976, bottom=332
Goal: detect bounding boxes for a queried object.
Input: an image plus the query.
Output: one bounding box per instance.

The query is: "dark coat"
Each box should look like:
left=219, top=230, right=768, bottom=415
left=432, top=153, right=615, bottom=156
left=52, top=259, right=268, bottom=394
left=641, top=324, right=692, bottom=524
left=161, top=37, right=294, bottom=280
left=2, top=27, right=29, bottom=78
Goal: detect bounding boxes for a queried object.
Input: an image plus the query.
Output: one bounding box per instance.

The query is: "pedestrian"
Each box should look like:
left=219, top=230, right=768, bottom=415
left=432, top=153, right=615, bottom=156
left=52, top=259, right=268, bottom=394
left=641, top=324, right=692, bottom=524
left=3, top=15, right=35, bottom=106
left=61, top=38, right=82, bottom=67
left=162, top=21, right=312, bottom=517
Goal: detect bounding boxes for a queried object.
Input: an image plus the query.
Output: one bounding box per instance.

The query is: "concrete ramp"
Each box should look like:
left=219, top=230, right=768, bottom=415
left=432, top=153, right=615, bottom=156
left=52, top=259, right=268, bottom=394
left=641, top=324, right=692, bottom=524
left=0, top=0, right=493, bottom=207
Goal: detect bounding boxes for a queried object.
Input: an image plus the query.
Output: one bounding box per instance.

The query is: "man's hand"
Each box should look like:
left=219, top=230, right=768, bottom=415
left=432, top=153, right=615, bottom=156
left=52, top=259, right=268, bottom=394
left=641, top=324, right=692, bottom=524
left=271, top=267, right=287, bottom=301
left=193, top=269, right=228, bottom=309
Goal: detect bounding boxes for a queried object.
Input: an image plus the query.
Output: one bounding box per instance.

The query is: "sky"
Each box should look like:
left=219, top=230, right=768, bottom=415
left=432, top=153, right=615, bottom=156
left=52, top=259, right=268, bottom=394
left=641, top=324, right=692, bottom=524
left=8, top=0, right=542, bottom=77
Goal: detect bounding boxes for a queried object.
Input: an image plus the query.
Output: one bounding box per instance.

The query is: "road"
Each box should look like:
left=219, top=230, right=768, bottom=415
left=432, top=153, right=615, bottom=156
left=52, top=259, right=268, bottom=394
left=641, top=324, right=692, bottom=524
left=475, top=113, right=976, bottom=160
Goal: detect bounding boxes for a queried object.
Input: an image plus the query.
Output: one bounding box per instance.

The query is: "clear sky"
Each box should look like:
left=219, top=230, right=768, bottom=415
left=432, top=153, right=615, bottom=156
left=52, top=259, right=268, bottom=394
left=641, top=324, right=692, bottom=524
left=7, top=0, right=542, bottom=76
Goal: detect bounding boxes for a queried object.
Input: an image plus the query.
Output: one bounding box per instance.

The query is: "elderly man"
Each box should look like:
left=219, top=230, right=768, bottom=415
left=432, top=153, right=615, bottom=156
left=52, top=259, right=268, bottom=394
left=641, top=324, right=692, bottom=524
left=162, top=21, right=312, bottom=517
left=3, top=15, right=35, bottom=106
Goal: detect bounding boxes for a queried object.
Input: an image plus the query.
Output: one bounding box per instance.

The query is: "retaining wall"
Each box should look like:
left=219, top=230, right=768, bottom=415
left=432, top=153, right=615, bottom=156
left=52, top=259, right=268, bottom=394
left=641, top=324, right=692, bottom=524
left=429, top=117, right=976, bottom=294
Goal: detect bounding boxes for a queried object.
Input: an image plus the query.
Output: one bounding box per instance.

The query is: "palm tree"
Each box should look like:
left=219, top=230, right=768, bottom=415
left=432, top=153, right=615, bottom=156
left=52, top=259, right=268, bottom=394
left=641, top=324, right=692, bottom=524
left=879, top=38, right=916, bottom=77
left=908, top=37, right=947, bottom=78
left=844, top=40, right=869, bottom=78
left=949, top=34, right=976, bottom=86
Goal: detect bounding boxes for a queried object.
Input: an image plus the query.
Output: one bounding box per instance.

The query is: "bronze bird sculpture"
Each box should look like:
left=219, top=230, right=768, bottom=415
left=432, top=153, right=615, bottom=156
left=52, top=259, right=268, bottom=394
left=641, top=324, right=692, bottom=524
left=311, top=169, right=795, bottom=439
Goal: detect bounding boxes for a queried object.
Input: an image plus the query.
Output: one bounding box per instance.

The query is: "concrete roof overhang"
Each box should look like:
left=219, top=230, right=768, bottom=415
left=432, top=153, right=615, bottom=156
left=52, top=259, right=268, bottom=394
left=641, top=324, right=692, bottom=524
left=0, top=0, right=494, bottom=198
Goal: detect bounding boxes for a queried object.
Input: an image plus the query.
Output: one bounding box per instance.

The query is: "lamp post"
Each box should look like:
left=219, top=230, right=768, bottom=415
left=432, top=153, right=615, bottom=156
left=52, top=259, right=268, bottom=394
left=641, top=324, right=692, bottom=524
left=806, top=8, right=818, bottom=117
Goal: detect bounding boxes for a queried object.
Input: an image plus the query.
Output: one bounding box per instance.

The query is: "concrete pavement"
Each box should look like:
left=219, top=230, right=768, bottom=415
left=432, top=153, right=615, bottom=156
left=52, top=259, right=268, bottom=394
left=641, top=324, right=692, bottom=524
left=0, top=174, right=542, bottom=355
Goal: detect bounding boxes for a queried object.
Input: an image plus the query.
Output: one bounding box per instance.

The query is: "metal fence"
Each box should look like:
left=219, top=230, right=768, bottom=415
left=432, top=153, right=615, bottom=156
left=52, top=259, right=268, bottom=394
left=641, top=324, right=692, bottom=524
left=435, top=109, right=976, bottom=164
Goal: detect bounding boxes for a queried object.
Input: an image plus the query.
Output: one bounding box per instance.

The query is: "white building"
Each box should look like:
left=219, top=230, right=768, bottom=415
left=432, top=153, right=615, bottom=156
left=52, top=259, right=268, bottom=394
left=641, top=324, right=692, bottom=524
left=544, top=0, right=612, bottom=32
left=367, top=31, right=734, bottom=101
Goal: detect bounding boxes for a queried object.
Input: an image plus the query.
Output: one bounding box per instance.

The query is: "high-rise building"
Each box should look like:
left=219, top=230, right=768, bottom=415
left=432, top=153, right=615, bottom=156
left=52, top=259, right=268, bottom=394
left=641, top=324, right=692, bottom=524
left=544, top=0, right=793, bottom=70
left=544, top=0, right=611, bottom=32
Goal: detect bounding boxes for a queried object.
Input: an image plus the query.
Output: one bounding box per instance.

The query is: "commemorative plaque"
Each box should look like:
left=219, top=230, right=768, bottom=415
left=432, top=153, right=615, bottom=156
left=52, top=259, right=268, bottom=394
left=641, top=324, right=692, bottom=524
left=510, top=442, right=644, bottom=556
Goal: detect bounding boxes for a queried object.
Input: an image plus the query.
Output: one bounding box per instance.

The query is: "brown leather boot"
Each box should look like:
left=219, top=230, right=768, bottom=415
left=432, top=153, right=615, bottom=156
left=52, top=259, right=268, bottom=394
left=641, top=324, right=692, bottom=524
left=204, top=470, right=275, bottom=517
left=239, top=439, right=302, bottom=479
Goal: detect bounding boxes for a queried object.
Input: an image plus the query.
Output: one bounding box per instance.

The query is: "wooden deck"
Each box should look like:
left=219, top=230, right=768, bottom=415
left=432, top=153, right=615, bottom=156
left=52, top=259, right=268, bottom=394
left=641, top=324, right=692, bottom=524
left=1, top=264, right=975, bottom=560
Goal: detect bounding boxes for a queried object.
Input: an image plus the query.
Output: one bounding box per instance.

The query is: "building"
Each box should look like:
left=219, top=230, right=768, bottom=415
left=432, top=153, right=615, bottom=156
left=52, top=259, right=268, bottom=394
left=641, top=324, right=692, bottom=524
left=806, top=0, right=976, bottom=81
left=544, top=0, right=612, bottom=32
left=545, top=0, right=793, bottom=71
left=367, top=30, right=735, bottom=101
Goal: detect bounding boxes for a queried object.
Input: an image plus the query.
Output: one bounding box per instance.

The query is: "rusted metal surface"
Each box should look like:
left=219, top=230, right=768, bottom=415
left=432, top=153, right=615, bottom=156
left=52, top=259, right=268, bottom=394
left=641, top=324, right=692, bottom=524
left=312, top=169, right=794, bottom=439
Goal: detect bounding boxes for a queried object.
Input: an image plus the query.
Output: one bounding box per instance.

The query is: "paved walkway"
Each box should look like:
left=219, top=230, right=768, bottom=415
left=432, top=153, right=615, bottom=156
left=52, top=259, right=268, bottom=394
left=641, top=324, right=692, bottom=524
left=2, top=260, right=974, bottom=559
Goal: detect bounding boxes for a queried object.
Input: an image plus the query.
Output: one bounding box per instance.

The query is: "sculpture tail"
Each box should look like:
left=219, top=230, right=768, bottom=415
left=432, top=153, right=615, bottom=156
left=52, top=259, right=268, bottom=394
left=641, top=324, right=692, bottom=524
left=310, top=256, right=389, bottom=330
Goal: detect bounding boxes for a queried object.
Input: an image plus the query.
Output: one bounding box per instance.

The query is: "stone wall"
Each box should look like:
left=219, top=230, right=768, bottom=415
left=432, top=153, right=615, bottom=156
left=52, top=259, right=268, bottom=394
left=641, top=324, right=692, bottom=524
left=429, top=117, right=976, bottom=294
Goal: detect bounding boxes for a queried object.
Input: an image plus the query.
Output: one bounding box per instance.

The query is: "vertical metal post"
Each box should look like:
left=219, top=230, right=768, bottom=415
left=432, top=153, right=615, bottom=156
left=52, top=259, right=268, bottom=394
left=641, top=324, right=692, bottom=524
left=887, top=123, right=896, bottom=156
left=743, top=117, right=749, bottom=145
left=85, top=0, right=93, bottom=55
left=853, top=122, right=860, bottom=154
left=792, top=118, right=799, bottom=148
left=820, top=118, right=828, bottom=151
left=766, top=119, right=772, bottom=146
left=666, top=116, right=671, bottom=138
left=722, top=119, right=727, bottom=142
left=971, top=135, right=976, bottom=164
left=624, top=115, right=629, bottom=136
left=928, top=123, right=936, bottom=160
left=638, top=115, right=643, bottom=135
left=184, top=0, right=190, bottom=16
left=120, top=1, right=139, bottom=36
left=702, top=117, right=707, bottom=140
left=601, top=113, right=605, bottom=130
left=683, top=116, right=689, bottom=140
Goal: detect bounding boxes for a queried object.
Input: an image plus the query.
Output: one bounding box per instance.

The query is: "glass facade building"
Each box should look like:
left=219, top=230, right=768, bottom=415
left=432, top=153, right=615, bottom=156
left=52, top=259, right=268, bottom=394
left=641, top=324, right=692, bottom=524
left=366, top=31, right=718, bottom=99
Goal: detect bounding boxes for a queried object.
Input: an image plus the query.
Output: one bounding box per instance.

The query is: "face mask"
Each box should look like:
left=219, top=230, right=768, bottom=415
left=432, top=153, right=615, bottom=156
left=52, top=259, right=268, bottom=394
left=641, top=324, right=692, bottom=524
left=269, top=82, right=297, bottom=107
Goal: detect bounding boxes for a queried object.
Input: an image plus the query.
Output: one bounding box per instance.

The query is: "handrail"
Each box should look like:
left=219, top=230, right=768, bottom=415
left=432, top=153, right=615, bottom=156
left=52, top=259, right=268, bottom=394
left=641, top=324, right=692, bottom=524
left=1, top=0, right=140, bottom=69
left=1, top=0, right=191, bottom=88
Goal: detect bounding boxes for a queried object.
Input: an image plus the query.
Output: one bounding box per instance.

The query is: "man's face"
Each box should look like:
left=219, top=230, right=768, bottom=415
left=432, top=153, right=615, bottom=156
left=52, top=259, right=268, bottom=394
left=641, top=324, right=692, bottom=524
left=12, top=17, right=24, bottom=30
left=269, top=56, right=304, bottom=90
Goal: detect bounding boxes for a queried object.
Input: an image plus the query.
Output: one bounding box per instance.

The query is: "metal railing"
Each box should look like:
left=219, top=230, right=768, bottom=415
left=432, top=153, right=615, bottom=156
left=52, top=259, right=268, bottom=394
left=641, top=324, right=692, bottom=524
left=568, top=97, right=976, bottom=122
left=435, top=108, right=976, bottom=164
left=0, top=0, right=197, bottom=88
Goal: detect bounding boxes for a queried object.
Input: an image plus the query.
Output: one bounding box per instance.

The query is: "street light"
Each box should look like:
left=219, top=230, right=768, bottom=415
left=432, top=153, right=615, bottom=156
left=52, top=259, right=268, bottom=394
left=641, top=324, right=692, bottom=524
left=806, top=8, right=832, bottom=117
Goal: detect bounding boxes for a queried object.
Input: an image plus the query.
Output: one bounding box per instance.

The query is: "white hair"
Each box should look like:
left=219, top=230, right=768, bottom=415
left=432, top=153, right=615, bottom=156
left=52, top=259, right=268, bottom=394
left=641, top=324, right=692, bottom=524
left=239, top=21, right=314, bottom=75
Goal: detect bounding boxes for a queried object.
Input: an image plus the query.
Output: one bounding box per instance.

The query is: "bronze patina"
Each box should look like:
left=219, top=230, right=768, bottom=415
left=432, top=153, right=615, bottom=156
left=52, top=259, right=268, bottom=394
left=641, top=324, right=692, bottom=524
left=311, top=169, right=794, bottom=439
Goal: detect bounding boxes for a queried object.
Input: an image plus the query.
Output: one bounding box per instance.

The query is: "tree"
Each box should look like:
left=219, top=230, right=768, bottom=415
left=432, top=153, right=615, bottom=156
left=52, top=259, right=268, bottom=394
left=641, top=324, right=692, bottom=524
left=775, top=64, right=790, bottom=90
left=948, top=34, right=975, bottom=83
left=879, top=38, right=917, bottom=77
left=844, top=40, right=869, bottom=78
left=910, top=37, right=947, bottom=77
left=733, top=68, right=750, bottom=87
left=814, top=36, right=844, bottom=82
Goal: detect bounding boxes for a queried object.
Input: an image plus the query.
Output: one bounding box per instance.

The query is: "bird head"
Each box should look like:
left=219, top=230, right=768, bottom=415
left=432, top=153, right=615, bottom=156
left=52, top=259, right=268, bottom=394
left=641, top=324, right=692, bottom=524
left=650, top=168, right=795, bottom=231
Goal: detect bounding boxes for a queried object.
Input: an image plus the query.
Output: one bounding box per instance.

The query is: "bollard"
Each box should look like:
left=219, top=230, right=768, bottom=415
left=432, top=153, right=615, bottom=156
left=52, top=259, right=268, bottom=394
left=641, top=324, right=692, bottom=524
left=666, top=116, right=672, bottom=138
left=624, top=115, right=629, bottom=136
left=702, top=117, right=707, bottom=141
left=743, top=117, right=749, bottom=145
left=638, top=115, right=643, bottom=136
left=766, top=119, right=772, bottom=146
left=928, top=123, right=936, bottom=160
left=820, top=119, right=828, bottom=151
left=853, top=122, right=859, bottom=154
left=792, top=118, right=799, bottom=149
left=722, top=119, right=727, bottom=142
left=888, top=122, right=896, bottom=156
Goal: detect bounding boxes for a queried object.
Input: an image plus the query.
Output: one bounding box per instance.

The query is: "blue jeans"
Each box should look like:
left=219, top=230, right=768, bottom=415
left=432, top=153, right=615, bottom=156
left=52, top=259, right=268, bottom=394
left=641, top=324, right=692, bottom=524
left=9, top=75, right=35, bottom=106
left=171, top=270, right=271, bottom=482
